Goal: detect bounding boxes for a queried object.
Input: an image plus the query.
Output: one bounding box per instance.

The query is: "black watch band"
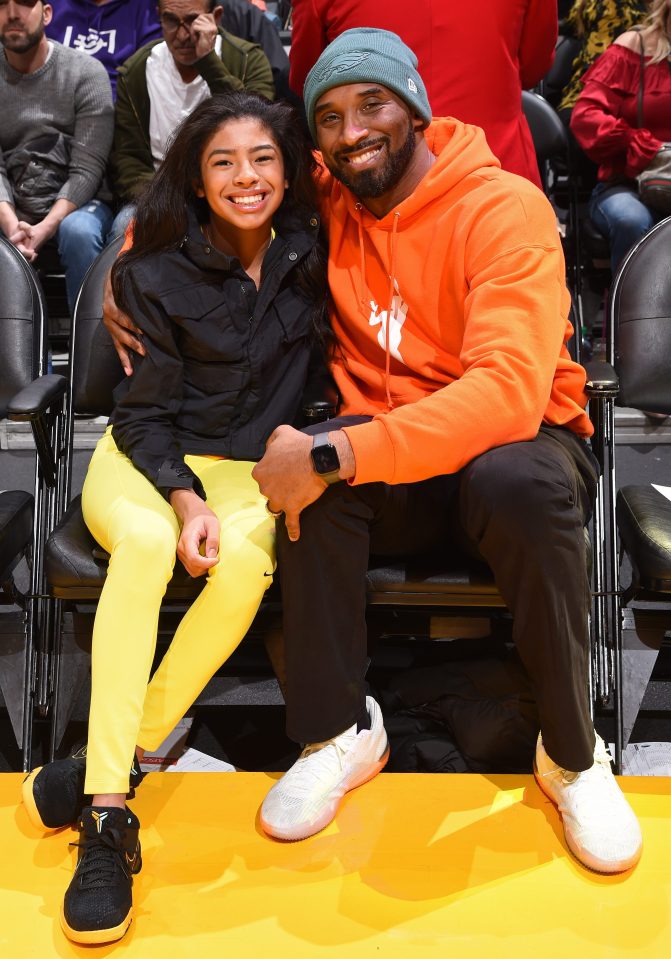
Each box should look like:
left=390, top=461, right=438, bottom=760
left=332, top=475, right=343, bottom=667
left=310, top=432, right=341, bottom=484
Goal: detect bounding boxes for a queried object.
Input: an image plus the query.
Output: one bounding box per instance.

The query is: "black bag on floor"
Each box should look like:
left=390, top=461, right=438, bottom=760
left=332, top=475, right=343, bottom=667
left=376, top=648, right=540, bottom=774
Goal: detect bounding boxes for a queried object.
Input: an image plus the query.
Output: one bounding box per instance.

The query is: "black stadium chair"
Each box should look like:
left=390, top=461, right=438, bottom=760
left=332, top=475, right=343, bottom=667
left=0, top=236, right=56, bottom=768
left=603, top=218, right=671, bottom=765
left=521, top=90, right=586, bottom=353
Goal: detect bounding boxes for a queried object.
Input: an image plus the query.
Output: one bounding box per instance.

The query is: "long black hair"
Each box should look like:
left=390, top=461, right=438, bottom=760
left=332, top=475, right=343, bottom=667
left=111, top=92, right=330, bottom=348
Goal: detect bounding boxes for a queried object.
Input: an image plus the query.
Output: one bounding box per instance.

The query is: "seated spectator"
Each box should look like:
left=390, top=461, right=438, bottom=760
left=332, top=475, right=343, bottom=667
left=559, top=0, right=648, bottom=118
left=570, top=0, right=671, bottom=271
left=0, top=0, right=114, bottom=312
left=287, top=0, right=557, bottom=187
left=21, top=90, right=329, bottom=946
left=214, top=0, right=292, bottom=102
left=45, top=0, right=162, bottom=99
left=250, top=27, right=642, bottom=877
left=109, top=0, right=274, bottom=237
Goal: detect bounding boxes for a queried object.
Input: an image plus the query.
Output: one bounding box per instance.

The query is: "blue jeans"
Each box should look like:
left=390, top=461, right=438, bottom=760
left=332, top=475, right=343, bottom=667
left=57, top=199, right=114, bottom=311
left=588, top=181, right=663, bottom=274
left=108, top=203, right=136, bottom=243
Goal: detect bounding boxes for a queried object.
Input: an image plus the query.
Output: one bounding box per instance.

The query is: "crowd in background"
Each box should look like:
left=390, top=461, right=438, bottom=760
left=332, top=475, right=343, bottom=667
left=0, top=0, right=669, bottom=316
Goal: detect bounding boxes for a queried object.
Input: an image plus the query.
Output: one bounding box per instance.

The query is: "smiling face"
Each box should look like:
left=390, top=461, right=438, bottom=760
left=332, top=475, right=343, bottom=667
left=313, top=83, right=425, bottom=209
left=195, top=117, right=287, bottom=245
left=0, top=1, right=51, bottom=55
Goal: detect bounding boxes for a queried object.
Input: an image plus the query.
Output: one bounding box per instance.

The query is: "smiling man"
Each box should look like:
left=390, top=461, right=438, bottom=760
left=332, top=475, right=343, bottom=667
left=251, top=28, right=644, bottom=876
left=108, top=0, right=274, bottom=230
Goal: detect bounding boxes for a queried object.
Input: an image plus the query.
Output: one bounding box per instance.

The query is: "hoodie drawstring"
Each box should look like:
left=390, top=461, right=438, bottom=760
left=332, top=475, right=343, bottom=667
left=384, top=212, right=401, bottom=410
left=356, top=206, right=367, bottom=311
left=354, top=204, right=401, bottom=410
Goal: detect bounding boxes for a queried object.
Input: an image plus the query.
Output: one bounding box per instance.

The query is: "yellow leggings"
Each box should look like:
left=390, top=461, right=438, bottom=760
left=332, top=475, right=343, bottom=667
left=80, top=428, right=275, bottom=794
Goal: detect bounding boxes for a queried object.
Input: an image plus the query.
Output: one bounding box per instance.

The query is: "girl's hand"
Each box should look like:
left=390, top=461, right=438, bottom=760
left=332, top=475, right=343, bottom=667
left=170, top=489, right=220, bottom=577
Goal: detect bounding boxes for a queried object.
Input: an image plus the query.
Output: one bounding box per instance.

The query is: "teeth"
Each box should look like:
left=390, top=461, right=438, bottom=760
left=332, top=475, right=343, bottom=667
left=349, top=148, right=380, bottom=166
left=231, top=194, right=264, bottom=206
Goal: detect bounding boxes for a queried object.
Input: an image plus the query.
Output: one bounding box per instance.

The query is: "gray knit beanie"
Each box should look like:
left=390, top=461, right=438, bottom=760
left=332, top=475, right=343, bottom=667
left=303, top=28, right=432, bottom=143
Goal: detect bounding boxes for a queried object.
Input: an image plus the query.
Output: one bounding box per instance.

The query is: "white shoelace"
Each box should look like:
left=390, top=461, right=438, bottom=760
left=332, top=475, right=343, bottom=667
left=283, top=728, right=358, bottom=795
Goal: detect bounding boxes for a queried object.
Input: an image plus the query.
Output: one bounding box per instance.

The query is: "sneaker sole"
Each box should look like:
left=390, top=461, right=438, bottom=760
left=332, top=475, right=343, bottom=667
left=533, top=761, right=642, bottom=874
left=60, top=905, right=133, bottom=945
left=261, top=744, right=390, bottom=842
left=21, top=767, right=62, bottom=833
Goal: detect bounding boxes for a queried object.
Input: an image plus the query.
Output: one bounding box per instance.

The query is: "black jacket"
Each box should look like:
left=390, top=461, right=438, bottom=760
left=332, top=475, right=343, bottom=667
left=110, top=208, right=326, bottom=499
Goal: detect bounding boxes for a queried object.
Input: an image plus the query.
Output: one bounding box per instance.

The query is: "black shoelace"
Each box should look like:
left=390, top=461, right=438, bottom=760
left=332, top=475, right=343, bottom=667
left=70, top=829, right=126, bottom=888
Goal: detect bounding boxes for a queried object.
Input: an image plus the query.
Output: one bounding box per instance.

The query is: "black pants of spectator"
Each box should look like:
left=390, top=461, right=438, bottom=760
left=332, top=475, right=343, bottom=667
left=277, top=418, right=600, bottom=773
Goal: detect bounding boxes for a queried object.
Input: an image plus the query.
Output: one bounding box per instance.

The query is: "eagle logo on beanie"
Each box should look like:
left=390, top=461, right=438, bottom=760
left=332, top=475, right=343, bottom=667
left=316, top=51, right=372, bottom=82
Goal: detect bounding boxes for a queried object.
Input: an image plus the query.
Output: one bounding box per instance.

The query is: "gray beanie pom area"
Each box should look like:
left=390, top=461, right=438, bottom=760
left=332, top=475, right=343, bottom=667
left=303, top=28, right=432, bottom=143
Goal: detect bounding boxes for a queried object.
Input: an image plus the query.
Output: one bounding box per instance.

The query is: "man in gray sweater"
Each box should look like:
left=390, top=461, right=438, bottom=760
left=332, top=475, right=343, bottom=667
left=0, top=1, right=114, bottom=310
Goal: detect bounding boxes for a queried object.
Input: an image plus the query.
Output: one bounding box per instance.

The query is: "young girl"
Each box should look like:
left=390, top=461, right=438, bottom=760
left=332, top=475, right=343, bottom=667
left=22, top=91, right=329, bottom=945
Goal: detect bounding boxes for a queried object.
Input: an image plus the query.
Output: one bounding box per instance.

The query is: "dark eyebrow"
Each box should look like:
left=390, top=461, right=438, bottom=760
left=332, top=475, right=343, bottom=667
left=206, top=143, right=277, bottom=159
left=314, top=87, right=387, bottom=117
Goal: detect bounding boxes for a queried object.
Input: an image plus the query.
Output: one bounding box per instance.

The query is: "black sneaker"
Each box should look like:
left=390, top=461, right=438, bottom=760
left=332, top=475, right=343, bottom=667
left=21, top=745, right=144, bottom=832
left=61, top=805, right=142, bottom=944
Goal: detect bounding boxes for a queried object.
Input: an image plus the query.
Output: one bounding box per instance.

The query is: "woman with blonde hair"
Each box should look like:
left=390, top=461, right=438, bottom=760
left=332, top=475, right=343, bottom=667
left=571, top=0, right=671, bottom=270
left=559, top=1, right=648, bottom=115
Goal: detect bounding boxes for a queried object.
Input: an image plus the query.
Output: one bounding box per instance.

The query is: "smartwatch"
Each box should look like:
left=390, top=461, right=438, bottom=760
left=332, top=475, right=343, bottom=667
left=310, top=432, right=341, bottom=484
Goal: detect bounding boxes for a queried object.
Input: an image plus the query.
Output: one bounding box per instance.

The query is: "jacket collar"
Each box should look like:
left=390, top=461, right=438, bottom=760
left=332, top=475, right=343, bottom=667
left=179, top=204, right=321, bottom=275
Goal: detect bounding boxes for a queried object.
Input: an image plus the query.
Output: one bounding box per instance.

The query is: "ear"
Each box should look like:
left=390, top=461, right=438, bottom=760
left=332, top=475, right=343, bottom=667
left=193, top=180, right=205, bottom=198
left=42, top=4, right=54, bottom=28
left=412, top=114, right=426, bottom=133
left=212, top=5, right=223, bottom=26
left=284, top=179, right=289, bottom=189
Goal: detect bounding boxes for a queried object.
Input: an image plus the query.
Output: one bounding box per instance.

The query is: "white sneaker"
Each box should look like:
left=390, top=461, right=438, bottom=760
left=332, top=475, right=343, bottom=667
left=261, top=696, right=389, bottom=841
left=534, top=732, right=642, bottom=873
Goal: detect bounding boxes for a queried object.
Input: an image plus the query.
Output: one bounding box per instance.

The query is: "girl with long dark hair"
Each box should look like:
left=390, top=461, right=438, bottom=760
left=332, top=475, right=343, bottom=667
left=22, top=91, right=329, bottom=946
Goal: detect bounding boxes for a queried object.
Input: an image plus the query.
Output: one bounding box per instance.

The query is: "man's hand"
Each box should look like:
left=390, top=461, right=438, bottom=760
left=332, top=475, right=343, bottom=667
left=16, top=217, right=57, bottom=256
left=170, top=489, right=220, bottom=577
left=8, top=223, right=36, bottom=261
left=253, top=426, right=356, bottom=542
left=102, top=269, right=145, bottom=376
left=191, top=13, right=219, bottom=60
left=253, top=426, right=326, bottom=541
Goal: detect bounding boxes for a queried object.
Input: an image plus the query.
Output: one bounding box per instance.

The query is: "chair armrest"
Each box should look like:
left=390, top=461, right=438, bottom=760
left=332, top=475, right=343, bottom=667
left=7, top=373, right=67, bottom=420
left=7, top=373, right=67, bottom=488
left=302, top=377, right=339, bottom=424
left=584, top=360, right=619, bottom=399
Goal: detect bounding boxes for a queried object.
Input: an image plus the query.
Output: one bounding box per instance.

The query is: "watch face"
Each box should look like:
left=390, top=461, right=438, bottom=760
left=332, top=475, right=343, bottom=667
left=311, top=442, right=340, bottom=475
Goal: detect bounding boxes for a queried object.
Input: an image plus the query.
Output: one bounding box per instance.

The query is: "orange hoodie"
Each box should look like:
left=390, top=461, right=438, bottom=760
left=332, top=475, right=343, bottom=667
left=317, top=117, right=593, bottom=487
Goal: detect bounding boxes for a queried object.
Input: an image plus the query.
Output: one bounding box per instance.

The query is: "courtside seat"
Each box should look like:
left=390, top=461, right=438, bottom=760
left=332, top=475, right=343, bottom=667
left=604, top=217, right=671, bottom=759
left=45, top=495, right=203, bottom=601
left=366, top=555, right=503, bottom=607
left=0, top=236, right=50, bottom=767
left=0, top=491, right=33, bottom=582
left=618, top=486, right=671, bottom=594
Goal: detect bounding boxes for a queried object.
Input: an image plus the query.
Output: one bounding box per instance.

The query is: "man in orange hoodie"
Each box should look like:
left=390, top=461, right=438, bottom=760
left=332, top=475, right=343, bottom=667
left=251, top=28, right=642, bottom=875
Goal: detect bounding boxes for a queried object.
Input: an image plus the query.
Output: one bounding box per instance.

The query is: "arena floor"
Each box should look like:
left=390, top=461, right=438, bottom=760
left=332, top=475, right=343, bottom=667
left=3, top=771, right=670, bottom=958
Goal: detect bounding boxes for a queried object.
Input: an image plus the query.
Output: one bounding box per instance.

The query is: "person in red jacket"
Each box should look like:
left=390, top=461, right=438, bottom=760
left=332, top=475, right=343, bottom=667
left=570, top=0, right=671, bottom=270
left=288, top=0, right=557, bottom=187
